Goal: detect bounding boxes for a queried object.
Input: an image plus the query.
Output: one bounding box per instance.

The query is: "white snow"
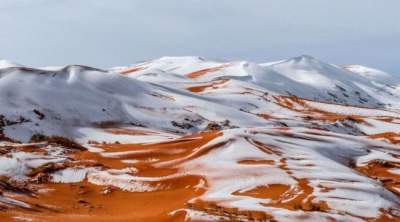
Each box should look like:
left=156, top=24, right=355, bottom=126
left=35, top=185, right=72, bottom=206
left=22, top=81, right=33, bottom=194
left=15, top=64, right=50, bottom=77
left=51, top=168, right=90, bottom=183
left=1, top=55, right=400, bottom=221
left=0, top=152, right=66, bottom=180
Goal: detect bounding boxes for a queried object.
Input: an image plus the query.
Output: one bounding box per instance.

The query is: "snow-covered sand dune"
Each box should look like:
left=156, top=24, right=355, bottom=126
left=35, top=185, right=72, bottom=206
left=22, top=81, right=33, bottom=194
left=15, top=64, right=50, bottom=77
left=0, top=56, right=400, bottom=221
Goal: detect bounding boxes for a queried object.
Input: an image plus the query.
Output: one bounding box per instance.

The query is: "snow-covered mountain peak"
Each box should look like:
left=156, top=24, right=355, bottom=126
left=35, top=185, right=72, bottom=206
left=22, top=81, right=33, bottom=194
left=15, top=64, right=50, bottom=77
left=109, top=55, right=400, bottom=108
left=343, top=64, right=395, bottom=80
left=288, top=54, right=317, bottom=62
left=0, top=59, right=23, bottom=69
left=273, top=55, right=339, bottom=73
left=157, top=56, right=207, bottom=62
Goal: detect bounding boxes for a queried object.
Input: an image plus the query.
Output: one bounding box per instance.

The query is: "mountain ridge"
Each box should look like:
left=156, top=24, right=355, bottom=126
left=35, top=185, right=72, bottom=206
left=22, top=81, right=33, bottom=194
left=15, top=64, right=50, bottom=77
left=1, top=55, right=400, bottom=221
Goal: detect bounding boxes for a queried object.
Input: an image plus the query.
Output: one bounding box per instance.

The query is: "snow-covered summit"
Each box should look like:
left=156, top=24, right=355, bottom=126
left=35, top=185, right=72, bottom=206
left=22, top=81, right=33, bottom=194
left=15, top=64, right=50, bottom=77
left=343, top=64, right=396, bottom=80
left=115, top=55, right=400, bottom=108
left=0, top=59, right=22, bottom=68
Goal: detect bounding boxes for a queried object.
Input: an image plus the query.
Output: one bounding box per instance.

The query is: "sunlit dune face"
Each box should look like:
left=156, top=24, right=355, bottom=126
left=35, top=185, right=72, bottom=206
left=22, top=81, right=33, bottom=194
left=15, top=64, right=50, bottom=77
left=184, top=200, right=275, bottom=221
left=103, top=127, right=161, bottom=136
left=233, top=179, right=330, bottom=214
left=369, top=132, right=400, bottom=144
left=234, top=183, right=291, bottom=199
left=376, top=117, right=396, bottom=123
left=186, top=65, right=229, bottom=78
left=257, top=113, right=273, bottom=120
left=234, top=152, right=330, bottom=215
left=72, top=130, right=223, bottom=174
left=0, top=181, right=203, bottom=222
left=186, top=79, right=229, bottom=93
left=119, top=66, right=146, bottom=75
left=356, top=160, right=400, bottom=196
left=97, top=131, right=222, bottom=160
left=262, top=179, right=329, bottom=213
left=273, top=95, right=368, bottom=123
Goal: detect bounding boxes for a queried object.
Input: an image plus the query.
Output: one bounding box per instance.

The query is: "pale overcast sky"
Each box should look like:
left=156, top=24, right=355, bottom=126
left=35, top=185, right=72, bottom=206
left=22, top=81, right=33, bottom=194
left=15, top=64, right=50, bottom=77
left=0, top=0, right=399, bottom=73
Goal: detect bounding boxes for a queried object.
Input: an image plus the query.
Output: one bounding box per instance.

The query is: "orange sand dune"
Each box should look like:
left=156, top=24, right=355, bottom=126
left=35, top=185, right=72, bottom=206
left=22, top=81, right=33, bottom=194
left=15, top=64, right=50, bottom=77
left=119, top=66, right=146, bottom=75
left=186, top=65, right=229, bottom=78
left=1, top=129, right=400, bottom=221
left=186, top=79, right=229, bottom=93
left=0, top=131, right=222, bottom=222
